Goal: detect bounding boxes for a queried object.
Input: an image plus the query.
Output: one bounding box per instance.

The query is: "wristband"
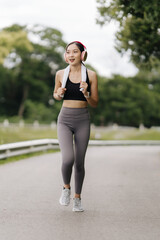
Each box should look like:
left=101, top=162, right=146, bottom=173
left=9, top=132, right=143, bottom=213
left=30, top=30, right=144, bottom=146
left=84, top=92, right=90, bottom=99
left=55, top=93, right=62, bottom=98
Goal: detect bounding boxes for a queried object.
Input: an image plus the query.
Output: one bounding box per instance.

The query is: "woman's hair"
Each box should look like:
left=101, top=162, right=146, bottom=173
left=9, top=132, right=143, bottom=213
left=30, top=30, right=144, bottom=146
left=66, top=41, right=85, bottom=53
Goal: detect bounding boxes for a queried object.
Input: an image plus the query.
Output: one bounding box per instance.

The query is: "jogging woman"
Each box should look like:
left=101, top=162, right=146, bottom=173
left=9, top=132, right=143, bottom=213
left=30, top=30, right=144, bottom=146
left=53, top=41, right=98, bottom=212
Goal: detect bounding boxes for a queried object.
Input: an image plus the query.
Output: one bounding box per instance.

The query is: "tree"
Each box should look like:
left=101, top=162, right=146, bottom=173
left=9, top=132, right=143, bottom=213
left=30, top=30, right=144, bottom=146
left=0, top=25, right=33, bottom=64
left=96, top=0, right=160, bottom=69
left=0, top=24, right=67, bottom=119
left=90, top=73, right=160, bottom=127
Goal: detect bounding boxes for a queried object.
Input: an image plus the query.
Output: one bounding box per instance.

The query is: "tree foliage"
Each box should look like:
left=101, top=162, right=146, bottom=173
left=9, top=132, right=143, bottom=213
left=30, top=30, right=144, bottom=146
left=90, top=72, right=160, bottom=127
left=0, top=24, right=67, bottom=120
left=96, top=0, right=160, bottom=69
left=0, top=27, right=33, bottom=64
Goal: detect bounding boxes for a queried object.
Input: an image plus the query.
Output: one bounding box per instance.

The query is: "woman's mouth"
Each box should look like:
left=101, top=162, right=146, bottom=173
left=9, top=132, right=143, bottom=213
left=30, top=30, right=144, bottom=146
left=69, top=59, right=75, bottom=62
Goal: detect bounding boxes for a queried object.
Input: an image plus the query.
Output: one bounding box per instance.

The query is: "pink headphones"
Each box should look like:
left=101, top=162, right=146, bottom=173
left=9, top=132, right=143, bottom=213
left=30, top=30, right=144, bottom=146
left=64, top=41, right=88, bottom=63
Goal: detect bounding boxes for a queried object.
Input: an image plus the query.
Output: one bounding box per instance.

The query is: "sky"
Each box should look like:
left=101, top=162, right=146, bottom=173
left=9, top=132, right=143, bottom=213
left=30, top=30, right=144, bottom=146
left=0, top=0, right=138, bottom=77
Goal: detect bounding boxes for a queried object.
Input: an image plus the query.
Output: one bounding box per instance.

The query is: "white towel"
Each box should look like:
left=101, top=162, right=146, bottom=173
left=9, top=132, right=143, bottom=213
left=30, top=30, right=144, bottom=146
left=60, top=64, right=87, bottom=98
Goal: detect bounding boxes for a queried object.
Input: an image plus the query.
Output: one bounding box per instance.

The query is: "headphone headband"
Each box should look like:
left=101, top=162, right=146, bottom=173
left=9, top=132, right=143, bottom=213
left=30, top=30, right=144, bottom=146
left=74, top=41, right=87, bottom=50
left=66, top=41, right=87, bottom=50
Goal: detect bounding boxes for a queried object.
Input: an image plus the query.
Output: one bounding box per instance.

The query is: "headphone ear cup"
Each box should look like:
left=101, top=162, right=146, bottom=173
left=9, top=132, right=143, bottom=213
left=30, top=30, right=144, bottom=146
left=64, top=52, right=68, bottom=63
left=81, top=51, right=88, bottom=61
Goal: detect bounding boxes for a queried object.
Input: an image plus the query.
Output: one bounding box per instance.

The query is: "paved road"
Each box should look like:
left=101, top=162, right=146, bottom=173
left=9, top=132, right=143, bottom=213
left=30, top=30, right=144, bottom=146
left=0, top=146, right=160, bottom=240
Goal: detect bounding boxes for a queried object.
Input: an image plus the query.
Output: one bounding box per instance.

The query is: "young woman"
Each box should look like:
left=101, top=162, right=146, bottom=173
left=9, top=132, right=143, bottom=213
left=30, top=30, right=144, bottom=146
left=53, top=41, right=98, bottom=212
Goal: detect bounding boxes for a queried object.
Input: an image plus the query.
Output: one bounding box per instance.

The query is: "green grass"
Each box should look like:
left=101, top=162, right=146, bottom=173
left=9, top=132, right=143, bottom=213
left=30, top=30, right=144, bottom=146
left=0, top=126, right=59, bottom=165
left=1, top=125, right=160, bottom=145
left=1, top=125, right=160, bottom=165
left=0, top=126, right=57, bottom=145
left=90, top=127, right=160, bottom=140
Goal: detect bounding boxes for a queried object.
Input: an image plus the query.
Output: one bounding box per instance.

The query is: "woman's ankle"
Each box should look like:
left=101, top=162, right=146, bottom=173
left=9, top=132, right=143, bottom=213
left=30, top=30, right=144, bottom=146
left=74, top=194, right=81, bottom=199
left=64, top=184, right=70, bottom=189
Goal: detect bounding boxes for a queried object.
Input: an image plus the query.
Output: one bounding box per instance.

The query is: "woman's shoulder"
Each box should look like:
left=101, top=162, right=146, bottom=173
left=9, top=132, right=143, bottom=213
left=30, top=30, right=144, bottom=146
left=55, top=69, right=65, bottom=83
left=56, top=69, right=65, bottom=77
left=87, top=69, right=97, bottom=81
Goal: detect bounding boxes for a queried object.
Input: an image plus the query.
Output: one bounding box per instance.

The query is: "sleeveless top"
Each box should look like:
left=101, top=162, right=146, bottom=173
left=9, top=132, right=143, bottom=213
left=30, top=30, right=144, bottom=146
left=63, top=70, right=90, bottom=101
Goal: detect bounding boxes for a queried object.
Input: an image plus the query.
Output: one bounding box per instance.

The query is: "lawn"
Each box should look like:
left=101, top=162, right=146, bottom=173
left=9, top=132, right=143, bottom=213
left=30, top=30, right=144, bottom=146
left=0, top=125, right=57, bottom=145
left=1, top=124, right=160, bottom=164
left=90, top=126, right=160, bottom=140
left=1, top=124, right=160, bottom=145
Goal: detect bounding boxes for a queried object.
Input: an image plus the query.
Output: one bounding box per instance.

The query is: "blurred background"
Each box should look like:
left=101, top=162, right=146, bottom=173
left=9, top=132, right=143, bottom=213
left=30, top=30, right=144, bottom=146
left=0, top=0, right=160, bottom=144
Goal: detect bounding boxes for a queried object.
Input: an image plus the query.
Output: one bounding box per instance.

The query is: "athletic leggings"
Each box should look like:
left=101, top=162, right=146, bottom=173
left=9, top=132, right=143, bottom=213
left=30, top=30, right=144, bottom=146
left=57, top=107, right=90, bottom=194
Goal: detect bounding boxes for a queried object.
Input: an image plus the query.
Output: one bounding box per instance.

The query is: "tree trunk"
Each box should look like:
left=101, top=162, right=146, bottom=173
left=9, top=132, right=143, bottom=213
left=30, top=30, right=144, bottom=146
left=18, top=85, right=29, bottom=118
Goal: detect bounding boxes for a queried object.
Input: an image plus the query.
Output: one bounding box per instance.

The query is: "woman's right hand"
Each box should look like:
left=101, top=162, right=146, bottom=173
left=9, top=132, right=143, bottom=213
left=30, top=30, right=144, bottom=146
left=57, top=87, right=66, bottom=97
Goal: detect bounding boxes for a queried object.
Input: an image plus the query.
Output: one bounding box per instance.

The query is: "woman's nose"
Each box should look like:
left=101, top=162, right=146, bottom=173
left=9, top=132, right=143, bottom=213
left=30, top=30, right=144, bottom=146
left=69, top=52, right=74, bottom=57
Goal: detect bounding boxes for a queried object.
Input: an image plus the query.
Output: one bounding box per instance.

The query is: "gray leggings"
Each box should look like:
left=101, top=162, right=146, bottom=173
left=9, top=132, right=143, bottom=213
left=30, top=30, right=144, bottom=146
left=57, top=107, right=90, bottom=194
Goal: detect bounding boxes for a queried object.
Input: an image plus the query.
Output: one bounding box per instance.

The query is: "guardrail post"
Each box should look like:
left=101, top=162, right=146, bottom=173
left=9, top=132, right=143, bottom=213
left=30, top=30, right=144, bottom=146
left=30, top=145, right=34, bottom=152
left=3, top=119, right=9, bottom=128
left=6, top=149, right=11, bottom=158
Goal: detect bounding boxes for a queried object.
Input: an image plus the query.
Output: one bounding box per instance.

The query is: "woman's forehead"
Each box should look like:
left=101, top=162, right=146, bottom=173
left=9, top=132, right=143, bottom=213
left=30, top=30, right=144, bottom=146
left=67, top=43, right=79, bottom=51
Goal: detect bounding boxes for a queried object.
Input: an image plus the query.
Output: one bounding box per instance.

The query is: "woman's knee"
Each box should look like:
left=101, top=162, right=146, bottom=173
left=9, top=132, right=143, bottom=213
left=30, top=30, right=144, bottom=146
left=62, top=155, right=74, bottom=168
left=74, top=162, right=84, bottom=173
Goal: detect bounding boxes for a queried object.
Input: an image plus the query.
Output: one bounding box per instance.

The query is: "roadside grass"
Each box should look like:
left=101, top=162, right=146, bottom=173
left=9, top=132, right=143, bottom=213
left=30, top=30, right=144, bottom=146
left=0, top=126, right=58, bottom=165
left=1, top=126, right=160, bottom=145
left=0, top=125, right=160, bottom=165
left=90, top=127, right=160, bottom=140
left=0, top=126, right=57, bottom=145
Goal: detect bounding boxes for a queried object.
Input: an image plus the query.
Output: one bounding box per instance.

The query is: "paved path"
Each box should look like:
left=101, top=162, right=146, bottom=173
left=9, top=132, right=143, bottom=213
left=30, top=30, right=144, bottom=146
left=0, top=146, right=160, bottom=240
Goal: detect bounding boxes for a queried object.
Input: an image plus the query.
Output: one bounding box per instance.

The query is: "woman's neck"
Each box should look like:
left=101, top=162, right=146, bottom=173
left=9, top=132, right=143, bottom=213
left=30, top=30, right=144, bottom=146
left=70, top=64, right=81, bottom=73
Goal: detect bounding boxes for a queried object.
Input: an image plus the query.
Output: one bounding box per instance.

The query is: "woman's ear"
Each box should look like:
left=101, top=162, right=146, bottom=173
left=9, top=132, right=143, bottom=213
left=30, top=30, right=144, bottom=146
left=64, top=52, right=69, bottom=63
left=81, top=51, right=88, bottom=61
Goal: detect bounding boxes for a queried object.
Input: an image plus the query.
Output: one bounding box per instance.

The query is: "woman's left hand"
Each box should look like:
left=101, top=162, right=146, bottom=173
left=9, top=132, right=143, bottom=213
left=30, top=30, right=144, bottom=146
left=80, top=81, right=88, bottom=95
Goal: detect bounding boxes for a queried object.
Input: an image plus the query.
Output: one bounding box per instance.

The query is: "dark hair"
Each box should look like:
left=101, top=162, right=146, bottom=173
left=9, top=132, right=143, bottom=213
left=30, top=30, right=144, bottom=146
left=66, top=41, right=85, bottom=53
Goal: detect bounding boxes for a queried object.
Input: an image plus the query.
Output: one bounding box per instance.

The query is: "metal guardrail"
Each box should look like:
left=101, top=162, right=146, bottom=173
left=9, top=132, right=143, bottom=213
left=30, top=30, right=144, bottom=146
left=89, top=140, right=160, bottom=146
left=0, top=139, right=59, bottom=160
left=0, top=139, right=160, bottom=160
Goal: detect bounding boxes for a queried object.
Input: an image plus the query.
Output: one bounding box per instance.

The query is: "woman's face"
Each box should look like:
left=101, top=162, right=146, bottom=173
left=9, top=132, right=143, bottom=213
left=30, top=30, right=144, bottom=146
left=66, top=44, right=81, bottom=65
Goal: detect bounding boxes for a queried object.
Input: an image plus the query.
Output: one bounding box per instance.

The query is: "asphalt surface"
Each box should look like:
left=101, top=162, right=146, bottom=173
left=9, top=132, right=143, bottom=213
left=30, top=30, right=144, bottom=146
left=0, top=146, right=160, bottom=240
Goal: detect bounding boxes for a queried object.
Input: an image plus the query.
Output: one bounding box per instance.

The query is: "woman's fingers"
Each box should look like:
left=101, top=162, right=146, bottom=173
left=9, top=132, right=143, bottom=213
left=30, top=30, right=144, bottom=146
left=57, top=87, right=66, bottom=95
left=80, top=82, right=88, bottom=89
left=62, top=88, right=66, bottom=93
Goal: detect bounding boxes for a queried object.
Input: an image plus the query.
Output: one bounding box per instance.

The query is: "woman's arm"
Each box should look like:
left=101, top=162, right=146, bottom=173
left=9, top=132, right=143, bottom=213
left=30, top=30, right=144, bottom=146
left=81, top=70, right=99, bottom=108
left=53, top=70, right=66, bottom=101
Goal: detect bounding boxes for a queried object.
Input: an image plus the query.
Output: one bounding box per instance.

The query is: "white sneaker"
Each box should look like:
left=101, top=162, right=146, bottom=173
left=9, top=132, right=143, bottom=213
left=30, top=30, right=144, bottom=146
left=59, top=188, right=71, bottom=206
left=72, top=198, right=84, bottom=212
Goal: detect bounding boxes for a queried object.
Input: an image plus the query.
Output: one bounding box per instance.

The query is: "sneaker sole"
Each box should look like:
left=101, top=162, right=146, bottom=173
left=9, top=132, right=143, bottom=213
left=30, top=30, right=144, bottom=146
left=59, top=198, right=70, bottom=206
left=72, top=208, right=84, bottom=212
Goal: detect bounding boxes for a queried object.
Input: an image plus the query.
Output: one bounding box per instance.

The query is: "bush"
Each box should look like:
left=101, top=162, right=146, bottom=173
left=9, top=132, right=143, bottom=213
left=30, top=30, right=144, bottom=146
left=23, top=100, right=58, bottom=124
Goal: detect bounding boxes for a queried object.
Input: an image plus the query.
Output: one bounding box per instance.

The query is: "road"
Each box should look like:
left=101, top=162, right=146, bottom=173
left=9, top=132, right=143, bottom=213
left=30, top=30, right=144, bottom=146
left=0, top=146, right=160, bottom=240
